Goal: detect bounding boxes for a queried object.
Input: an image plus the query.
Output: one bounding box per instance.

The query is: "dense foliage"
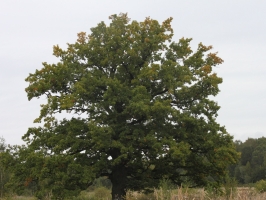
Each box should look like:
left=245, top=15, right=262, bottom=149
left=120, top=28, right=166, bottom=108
left=6, top=14, right=238, bottom=199
left=0, top=137, right=9, bottom=198
left=229, top=137, right=266, bottom=184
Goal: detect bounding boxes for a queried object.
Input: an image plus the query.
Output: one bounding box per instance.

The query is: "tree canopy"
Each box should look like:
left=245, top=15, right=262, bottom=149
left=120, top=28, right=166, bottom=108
left=229, top=137, right=266, bottom=184
left=10, top=13, right=238, bottom=199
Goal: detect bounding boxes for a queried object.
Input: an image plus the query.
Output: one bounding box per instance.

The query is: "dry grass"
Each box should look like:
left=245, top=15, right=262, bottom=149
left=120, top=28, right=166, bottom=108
left=1, top=196, right=37, bottom=200
left=126, top=187, right=266, bottom=200
left=3, top=187, right=266, bottom=200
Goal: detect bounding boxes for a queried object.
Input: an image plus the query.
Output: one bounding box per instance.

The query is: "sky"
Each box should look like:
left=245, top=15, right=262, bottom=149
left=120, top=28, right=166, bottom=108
left=1, top=1, right=266, bottom=145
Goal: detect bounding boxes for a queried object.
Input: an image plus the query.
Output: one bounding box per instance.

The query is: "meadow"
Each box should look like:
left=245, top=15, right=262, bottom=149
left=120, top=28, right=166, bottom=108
left=3, top=187, right=266, bottom=200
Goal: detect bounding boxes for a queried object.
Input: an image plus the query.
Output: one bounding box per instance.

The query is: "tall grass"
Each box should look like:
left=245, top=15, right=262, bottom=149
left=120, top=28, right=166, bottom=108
left=3, top=187, right=266, bottom=199
left=127, top=187, right=266, bottom=200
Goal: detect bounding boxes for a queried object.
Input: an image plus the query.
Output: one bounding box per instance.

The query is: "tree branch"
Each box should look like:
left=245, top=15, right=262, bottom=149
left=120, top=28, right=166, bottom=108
left=151, top=88, right=168, bottom=99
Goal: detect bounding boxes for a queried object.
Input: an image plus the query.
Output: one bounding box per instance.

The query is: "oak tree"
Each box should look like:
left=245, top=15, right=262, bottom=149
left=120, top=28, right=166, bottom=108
left=18, top=13, right=238, bottom=199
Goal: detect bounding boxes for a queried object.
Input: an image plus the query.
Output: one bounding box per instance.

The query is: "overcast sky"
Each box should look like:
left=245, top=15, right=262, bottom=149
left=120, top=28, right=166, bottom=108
left=1, top=1, right=266, bottom=145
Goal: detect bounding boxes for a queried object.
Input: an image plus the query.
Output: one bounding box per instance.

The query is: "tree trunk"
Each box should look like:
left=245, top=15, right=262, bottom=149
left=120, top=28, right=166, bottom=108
left=110, top=164, right=127, bottom=200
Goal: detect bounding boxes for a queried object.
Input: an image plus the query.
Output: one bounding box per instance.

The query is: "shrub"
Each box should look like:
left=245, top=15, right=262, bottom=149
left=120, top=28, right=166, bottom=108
left=255, top=179, right=266, bottom=193
left=94, top=187, right=111, bottom=199
left=224, top=176, right=237, bottom=198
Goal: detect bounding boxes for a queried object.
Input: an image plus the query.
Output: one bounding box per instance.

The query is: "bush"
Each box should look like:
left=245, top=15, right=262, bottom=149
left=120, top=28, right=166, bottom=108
left=126, top=191, right=155, bottom=200
left=224, top=176, right=237, bottom=198
left=73, top=187, right=111, bottom=200
left=94, top=187, right=111, bottom=199
left=255, top=179, right=266, bottom=193
left=87, top=177, right=112, bottom=192
left=205, top=182, right=223, bottom=199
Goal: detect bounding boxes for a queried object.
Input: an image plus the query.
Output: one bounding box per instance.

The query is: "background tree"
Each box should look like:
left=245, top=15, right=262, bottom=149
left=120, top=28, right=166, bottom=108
left=230, top=137, right=266, bottom=185
left=0, top=137, right=10, bottom=198
left=13, top=13, right=238, bottom=199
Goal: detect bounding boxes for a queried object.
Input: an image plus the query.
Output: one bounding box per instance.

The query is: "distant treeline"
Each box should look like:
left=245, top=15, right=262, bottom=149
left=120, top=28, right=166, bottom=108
left=229, top=137, right=266, bottom=184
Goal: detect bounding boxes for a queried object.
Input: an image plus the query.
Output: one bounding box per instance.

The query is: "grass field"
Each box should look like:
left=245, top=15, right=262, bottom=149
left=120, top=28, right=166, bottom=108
left=126, top=187, right=266, bottom=200
left=3, top=187, right=266, bottom=200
